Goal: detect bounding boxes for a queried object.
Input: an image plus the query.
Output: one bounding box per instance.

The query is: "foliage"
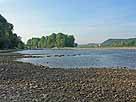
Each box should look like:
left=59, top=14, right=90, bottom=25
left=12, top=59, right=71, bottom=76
left=27, top=33, right=76, bottom=48
left=101, top=38, right=136, bottom=47
left=38, top=36, right=47, bottom=48
left=0, top=14, right=24, bottom=49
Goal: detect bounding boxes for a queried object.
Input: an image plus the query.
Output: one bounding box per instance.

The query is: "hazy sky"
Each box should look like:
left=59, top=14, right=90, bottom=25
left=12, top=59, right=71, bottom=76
left=0, top=0, right=136, bottom=44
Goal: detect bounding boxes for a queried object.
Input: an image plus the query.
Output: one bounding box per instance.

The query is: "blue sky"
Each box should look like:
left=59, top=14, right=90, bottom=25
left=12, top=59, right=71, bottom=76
left=0, top=0, right=136, bottom=44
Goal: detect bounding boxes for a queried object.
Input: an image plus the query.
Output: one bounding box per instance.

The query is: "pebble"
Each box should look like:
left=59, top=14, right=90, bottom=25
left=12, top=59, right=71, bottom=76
left=0, top=55, right=136, bottom=102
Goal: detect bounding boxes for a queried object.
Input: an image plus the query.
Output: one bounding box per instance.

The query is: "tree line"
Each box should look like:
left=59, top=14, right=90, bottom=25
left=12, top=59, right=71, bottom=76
left=0, top=14, right=77, bottom=49
left=101, top=38, right=136, bottom=47
left=0, top=14, right=24, bottom=49
left=27, top=33, right=77, bottom=48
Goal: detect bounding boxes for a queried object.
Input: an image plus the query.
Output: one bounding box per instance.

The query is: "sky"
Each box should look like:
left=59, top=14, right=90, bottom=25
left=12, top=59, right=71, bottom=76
left=0, top=0, right=136, bottom=44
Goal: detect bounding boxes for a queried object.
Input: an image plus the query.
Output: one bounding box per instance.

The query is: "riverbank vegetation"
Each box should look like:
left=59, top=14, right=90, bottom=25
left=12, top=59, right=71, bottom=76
left=1, top=14, right=136, bottom=50
left=27, top=33, right=77, bottom=48
left=0, top=14, right=78, bottom=49
left=0, top=14, right=24, bottom=49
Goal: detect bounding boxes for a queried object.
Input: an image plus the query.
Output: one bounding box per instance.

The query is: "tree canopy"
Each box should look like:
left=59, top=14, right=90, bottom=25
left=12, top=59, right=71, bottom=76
left=0, top=14, right=24, bottom=49
left=27, top=33, right=77, bottom=48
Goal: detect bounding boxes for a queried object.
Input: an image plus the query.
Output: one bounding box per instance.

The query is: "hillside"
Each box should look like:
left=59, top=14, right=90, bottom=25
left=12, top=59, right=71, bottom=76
left=101, top=38, right=136, bottom=47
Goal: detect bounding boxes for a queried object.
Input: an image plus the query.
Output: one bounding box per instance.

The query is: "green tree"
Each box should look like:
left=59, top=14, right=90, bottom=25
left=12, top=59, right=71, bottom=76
left=0, top=14, right=24, bottom=49
left=27, top=33, right=76, bottom=48
left=31, top=38, right=40, bottom=48
left=56, top=33, right=65, bottom=47
left=66, top=35, right=75, bottom=47
left=38, top=36, right=47, bottom=48
left=47, top=33, right=56, bottom=48
left=27, top=39, right=32, bottom=49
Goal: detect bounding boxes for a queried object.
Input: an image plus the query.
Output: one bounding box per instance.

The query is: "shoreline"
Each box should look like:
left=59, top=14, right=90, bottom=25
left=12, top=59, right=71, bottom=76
left=52, top=47, right=136, bottom=50
left=0, top=52, right=136, bottom=101
left=0, top=47, right=136, bottom=52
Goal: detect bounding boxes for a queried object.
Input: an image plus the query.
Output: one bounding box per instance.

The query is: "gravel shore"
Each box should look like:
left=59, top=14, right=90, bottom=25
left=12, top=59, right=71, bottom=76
left=0, top=53, right=136, bottom=102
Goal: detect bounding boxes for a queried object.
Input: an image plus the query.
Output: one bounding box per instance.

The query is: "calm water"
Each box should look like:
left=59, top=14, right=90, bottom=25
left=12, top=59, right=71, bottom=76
left=16, top=49, right=136, bottom=69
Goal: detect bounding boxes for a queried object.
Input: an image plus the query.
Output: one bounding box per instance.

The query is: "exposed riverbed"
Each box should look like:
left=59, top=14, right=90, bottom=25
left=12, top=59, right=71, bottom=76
left=0, top=51, right=136, bottom=101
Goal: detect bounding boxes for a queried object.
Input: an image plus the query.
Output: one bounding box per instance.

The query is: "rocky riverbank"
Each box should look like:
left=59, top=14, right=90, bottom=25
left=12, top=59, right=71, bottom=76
left=0, top=53, right=136, bottom=102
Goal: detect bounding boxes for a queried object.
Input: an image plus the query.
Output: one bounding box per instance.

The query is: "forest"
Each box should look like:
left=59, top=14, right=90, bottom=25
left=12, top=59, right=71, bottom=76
left=0, top=14, right=77, bottom=49
left=27, top=33, right=77, bottom=48
left=0, top=14, right=24, bottom=49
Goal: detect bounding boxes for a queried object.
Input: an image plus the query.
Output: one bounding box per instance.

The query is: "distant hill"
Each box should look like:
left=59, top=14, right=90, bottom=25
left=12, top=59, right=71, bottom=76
left=101, top=38, right=136, bottom=47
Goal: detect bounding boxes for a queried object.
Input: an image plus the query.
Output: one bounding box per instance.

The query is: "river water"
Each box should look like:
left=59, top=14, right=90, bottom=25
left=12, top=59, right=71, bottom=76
left=16, top=49, right=136, bottom=69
